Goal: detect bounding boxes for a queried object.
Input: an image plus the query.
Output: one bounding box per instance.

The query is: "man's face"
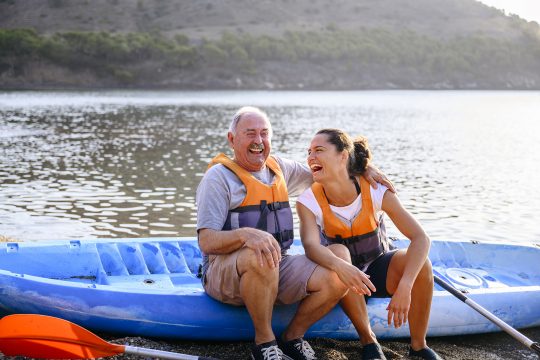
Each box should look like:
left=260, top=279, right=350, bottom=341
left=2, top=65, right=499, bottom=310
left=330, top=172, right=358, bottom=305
left=228, top=112, right=272, bottom=172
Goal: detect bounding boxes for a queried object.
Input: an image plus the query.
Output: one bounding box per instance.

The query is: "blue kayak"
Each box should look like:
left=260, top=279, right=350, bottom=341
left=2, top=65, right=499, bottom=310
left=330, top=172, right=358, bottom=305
left=0, top=238, right=539, bottom=340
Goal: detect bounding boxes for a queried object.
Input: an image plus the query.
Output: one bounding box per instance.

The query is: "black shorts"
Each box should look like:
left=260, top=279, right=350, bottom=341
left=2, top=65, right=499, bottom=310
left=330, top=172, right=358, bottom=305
left=364, top=250, right=398, bottom=298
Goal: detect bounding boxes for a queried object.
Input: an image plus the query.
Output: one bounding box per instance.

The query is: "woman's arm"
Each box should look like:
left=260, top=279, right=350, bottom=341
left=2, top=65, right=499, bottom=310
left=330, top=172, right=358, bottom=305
left=382, top=191, right=430, bottom=290
left=381, top=191, right=431, bottom=326
left=297, top=202, right=375, bottom=295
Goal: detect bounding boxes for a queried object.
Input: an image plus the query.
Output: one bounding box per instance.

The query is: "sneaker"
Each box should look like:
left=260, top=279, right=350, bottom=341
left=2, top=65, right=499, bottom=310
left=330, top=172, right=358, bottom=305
left=362, top=343, right=387, bottom=360
left=251, top=340, right=293, bottom=360
left=279, top=337, right=317, bottom=360
left=408, top=346, right=443, bottom=360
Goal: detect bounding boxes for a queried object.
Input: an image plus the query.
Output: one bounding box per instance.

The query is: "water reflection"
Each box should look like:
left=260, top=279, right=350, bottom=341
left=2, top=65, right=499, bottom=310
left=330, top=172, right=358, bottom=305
left=1, top=91, right=539, bottom=243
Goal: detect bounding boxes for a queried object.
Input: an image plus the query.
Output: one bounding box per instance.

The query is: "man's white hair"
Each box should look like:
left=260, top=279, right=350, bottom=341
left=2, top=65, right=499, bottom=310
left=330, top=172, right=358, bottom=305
left=229, top=106, right=272, bottom=136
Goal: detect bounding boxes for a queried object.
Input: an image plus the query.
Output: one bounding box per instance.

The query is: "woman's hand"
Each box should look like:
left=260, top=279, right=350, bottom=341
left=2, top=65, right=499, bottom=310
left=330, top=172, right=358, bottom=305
left=336, top=261, right=377, bottom=296
left=386, top=286, right=412, bottom=328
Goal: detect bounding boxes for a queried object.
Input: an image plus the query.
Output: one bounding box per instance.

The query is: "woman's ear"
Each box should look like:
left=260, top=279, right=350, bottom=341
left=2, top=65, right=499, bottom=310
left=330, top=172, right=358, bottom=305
left=341, top=151, right=349, bottom=164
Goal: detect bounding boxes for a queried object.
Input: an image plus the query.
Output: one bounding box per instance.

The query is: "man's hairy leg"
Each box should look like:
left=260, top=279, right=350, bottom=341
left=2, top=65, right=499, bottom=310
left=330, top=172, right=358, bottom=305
left=237, top=247, right=280, bottom=344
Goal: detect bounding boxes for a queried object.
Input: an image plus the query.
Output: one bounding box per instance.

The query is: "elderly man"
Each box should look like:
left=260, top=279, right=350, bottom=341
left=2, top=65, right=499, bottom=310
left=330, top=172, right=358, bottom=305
left=196, top=106, right=392, bottom=360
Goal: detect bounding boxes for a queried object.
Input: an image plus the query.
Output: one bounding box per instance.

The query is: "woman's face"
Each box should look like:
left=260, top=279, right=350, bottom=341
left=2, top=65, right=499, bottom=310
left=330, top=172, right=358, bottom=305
left=307, top=133, right=348, bottom=183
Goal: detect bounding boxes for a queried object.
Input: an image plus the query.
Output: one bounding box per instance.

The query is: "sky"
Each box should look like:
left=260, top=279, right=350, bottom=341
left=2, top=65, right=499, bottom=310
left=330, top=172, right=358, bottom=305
left=476, top=0, right=540, bottom=23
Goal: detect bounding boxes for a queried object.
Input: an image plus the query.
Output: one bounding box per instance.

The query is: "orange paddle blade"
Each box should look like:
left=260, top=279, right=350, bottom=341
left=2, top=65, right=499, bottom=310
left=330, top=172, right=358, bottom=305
left=0, top=314, right=125, bottom=359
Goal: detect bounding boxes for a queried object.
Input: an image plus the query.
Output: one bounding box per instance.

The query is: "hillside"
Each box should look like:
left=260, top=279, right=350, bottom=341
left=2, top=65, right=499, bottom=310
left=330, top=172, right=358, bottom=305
left=0, top=0, right=532, bottom=40
left=1, top=0, right=540, bottom=90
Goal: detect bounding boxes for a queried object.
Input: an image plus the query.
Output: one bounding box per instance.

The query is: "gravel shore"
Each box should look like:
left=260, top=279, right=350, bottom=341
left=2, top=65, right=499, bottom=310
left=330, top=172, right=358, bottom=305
left=3, top=327, right=538, bottom=360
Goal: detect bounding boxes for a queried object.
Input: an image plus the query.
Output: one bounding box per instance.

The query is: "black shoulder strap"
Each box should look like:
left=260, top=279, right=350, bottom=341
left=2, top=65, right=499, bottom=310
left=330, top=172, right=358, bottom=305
left=351, top=177, right=361, bottom=195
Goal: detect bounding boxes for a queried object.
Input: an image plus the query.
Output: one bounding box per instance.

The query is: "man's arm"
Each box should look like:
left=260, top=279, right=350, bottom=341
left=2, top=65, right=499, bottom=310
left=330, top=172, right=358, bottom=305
left=363, top=163, right=396, bottom=193
left=199, top=228, right=281, bottom=269
left=277, top=156, right=395, bottom=195
left=196, top=166, right=281, bottom=268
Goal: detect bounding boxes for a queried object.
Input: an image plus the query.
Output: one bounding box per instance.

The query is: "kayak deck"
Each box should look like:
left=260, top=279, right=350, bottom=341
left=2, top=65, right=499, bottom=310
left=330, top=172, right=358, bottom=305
left=3, top=238, right=538, bottom=290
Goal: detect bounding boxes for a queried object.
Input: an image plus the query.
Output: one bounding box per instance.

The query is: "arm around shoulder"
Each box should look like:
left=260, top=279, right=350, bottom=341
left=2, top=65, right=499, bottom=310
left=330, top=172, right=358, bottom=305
left=363, top=163, right=396, bottom=193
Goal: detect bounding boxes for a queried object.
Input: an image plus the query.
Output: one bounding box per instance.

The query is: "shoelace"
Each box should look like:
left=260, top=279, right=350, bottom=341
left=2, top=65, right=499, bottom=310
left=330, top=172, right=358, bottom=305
left=261, top=344, right=285, bottom=360
left=294, top=340, right=317, bottom=360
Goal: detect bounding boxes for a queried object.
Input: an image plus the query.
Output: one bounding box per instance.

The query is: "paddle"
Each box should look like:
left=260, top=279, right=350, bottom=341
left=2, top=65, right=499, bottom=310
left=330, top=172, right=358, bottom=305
left=434, top=274, right=540, bottom=355
left=0, top=314, right=220, bottom=360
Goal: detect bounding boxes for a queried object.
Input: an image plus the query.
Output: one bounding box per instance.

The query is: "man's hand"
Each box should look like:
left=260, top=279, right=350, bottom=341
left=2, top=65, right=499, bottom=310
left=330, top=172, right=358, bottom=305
left=240, top=227, right=282, bottom=269
left=363, top=163, right=396, bottom=193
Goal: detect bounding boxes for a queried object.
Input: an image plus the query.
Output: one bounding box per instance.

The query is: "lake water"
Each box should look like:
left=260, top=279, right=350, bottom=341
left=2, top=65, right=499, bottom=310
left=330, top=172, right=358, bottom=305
left=1, top=90, right=539, bottom=244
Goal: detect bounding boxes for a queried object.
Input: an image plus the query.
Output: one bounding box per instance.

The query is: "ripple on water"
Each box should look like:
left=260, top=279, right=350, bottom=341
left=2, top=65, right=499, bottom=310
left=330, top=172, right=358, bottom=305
left=1, top=91, right=539, bottom=242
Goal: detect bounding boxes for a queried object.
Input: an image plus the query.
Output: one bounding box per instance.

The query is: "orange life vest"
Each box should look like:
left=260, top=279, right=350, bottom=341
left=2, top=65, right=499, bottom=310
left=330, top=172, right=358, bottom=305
left=209, top=153, right=294, bottom=250
left=312, top=176, right=389, bottom=267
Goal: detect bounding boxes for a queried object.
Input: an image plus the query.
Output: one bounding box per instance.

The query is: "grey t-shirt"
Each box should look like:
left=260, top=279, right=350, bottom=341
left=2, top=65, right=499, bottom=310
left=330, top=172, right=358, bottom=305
left=196, top=155, right=312, bottom=232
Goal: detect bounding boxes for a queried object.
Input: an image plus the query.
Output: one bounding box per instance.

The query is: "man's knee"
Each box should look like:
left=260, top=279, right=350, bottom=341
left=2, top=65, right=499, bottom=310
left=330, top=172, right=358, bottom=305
left=237, top=247, right=279, bottom=278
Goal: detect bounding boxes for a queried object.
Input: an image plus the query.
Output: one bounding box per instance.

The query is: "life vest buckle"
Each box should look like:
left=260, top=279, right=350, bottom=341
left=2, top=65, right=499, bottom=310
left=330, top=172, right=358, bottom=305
left=268, top=202, right=282, bottom=211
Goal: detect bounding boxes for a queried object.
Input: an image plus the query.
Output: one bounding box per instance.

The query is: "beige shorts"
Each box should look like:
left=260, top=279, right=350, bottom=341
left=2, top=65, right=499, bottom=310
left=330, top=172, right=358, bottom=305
left=203, top=251, right=319, bottom=306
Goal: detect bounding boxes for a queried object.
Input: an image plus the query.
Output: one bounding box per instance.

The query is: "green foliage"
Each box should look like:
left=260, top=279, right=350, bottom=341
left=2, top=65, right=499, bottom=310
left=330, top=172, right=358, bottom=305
left=0, top=28, right=41, bottom=57
left=1, top=27, right=539, bottom=87
left=200, top=42, right=228, bottom=66
left=174, top=34, right=189, bottom=46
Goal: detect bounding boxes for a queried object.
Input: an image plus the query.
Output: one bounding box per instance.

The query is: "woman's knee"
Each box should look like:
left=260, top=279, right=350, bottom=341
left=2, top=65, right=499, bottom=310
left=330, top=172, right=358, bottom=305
left=416, top=258, right=434, bottom=285
left=328, top=244, right=351, bottom=262
left=310, top=266, right=348, bottom=297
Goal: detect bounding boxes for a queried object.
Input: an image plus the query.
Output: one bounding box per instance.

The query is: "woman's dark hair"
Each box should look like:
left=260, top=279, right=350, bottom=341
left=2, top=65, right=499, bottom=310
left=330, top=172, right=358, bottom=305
left=316, top=128, right=372, bottom=176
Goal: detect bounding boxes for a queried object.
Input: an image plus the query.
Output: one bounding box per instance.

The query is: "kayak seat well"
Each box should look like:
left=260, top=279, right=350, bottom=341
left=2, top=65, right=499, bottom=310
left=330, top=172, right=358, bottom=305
left=95, top=241, right=199, bottom=286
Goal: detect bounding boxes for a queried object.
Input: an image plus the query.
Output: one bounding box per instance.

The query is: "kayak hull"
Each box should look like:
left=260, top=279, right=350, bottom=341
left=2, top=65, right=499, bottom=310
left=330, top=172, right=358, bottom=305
left=0, top=238, right=539, bottom=340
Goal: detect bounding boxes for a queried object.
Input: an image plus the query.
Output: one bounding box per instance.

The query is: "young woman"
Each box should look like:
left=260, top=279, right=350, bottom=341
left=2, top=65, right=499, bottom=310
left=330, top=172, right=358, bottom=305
left=296, top=129, right=442, bottom=360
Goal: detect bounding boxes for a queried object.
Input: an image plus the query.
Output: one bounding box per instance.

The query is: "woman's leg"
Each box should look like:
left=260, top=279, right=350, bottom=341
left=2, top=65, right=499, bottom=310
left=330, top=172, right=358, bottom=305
left=385, top=249, right=434, bottom=350
left=328, top=244, right=377, bottom=345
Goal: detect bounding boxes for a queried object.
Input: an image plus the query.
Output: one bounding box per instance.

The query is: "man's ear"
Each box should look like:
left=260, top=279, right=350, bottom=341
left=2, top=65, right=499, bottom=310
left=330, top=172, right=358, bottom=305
left=227, top=132, right=234, bottom=149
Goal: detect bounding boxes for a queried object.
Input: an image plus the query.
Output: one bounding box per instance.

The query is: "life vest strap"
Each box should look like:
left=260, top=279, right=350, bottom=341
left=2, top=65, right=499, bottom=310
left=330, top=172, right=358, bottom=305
left=351, top=247, right=385, bottom=267
left=329, top=228, right=379, bottom=245
left=273, top=229, right=294, bottom=244
left=229, top=201, right=290, bottom=213
left=256, top=200, right=270, bottom=230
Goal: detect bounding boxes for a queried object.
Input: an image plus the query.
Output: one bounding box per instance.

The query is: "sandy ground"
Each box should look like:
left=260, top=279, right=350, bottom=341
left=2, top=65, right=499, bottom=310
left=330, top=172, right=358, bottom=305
left=2, top=327, right=539, bottom=360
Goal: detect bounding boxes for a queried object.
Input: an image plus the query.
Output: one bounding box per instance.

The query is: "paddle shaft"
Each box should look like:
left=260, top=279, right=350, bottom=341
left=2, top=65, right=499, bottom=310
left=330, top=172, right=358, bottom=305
left=434, top=275, right=540, bottom=355
left=125, top=345, right=219, bottom=360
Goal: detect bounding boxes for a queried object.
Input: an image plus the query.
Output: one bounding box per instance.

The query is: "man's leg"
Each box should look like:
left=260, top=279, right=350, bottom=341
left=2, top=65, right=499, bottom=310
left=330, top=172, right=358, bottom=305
left=237, top=247, right=280, bottom=345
